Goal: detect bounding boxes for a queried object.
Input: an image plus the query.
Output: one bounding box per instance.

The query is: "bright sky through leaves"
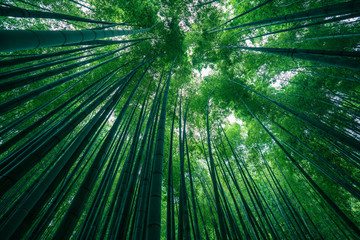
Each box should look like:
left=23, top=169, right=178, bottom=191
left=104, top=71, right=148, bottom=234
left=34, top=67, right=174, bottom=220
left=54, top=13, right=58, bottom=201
left=0, top=0, right=360, bottom=239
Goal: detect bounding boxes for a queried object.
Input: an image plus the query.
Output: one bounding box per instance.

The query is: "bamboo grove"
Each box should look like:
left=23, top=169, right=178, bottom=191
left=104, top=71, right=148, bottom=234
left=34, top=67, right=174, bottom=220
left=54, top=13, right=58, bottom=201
left=0, top=0, right=359, bottom=239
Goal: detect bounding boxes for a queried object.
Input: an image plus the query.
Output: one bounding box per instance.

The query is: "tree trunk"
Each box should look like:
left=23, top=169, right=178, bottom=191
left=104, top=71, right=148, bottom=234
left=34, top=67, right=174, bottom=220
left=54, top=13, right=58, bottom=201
left=224, top=46, right=360, bottom=71
left=0, top=26, right=153, bottom=52
left=212, top=0, right=360, bottom=32
left=0, top=5, right=112, bottom=24
left=146, top=56, right=177, bottom=240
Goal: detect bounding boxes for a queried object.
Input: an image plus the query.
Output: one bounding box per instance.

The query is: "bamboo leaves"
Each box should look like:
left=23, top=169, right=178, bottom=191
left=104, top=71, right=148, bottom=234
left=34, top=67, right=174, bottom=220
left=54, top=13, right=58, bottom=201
left=0, top=0, right=360, bottom=239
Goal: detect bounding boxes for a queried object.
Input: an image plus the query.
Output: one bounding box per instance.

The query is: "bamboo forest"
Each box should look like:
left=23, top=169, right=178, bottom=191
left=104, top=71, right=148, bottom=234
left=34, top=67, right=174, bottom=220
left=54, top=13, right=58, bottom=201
left=1, top=0, right=360, bottom=239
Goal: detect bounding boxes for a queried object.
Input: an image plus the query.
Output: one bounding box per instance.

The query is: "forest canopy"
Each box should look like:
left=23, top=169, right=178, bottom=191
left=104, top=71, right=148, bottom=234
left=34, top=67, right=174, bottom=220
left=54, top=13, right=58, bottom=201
left=0, top=0, right=360, bottom=239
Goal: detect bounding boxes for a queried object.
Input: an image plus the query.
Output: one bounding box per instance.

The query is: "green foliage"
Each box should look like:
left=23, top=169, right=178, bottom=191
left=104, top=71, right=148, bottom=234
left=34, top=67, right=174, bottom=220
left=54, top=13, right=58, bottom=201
left=0, top=0, right=360, bottom=239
